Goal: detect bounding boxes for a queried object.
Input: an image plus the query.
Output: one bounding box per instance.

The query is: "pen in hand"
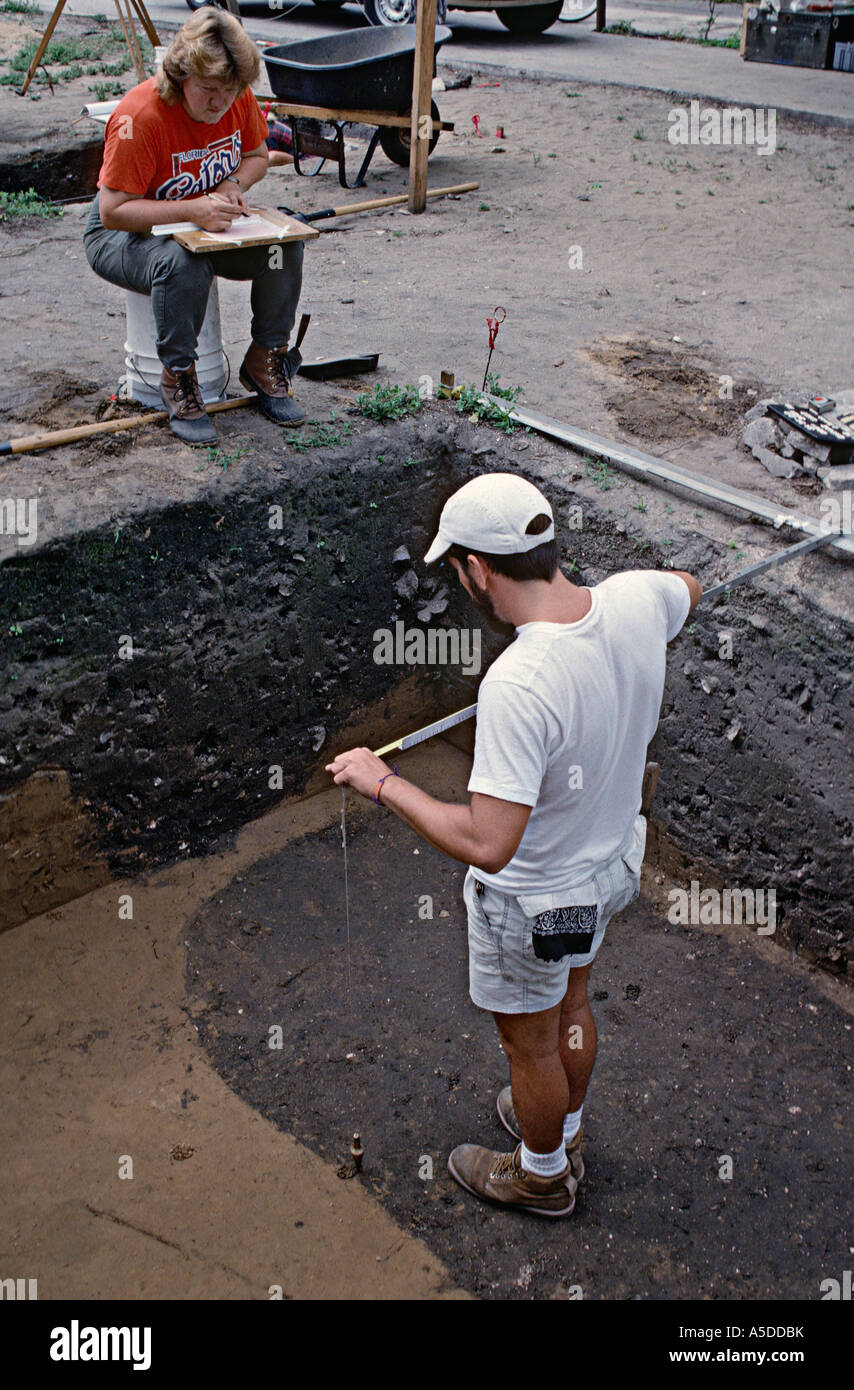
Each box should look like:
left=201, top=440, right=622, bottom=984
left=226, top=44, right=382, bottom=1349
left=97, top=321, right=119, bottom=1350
left=209, top=191, right=248, bottom=218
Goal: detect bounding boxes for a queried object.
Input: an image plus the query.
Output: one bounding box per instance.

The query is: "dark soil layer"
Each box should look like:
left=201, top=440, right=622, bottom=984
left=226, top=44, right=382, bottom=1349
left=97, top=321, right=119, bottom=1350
left=1, top=412, right=851, bottom=964
left=0, top=421, right=499, bottom=925
left=184, top=814, right=852, bottom=1301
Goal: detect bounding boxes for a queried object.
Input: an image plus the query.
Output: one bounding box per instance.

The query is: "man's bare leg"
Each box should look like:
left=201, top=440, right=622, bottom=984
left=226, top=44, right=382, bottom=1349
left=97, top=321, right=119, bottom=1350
left=493, top=1003, right=567, bottom=1154
left=558, top=963, right=596, bottom=1111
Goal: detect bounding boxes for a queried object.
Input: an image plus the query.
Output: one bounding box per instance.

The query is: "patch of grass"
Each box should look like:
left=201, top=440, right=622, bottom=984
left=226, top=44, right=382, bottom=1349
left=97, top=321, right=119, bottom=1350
left=0, top=188, right=64, bottom=220
left=204, top=443, right=250, bottom=471
left=356, top=383, right=422, bottom=424
left=0, top=0, right=39, bottom=12
left=90, top=79, right=124, bottom=100
left=605, top=19, right=633, bottom=33
left=1, top=26, right=146, bottom=90
left=633, top=127, right=645, bottom=141
left=289, top=416, right=355, bottom=452
left=698, top=32, right=740, bottom=47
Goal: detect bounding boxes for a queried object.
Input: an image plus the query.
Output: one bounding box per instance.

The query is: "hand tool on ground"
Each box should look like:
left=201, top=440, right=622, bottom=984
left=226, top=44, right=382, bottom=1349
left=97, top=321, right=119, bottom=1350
left=282, top=312, right=311, bottom=379
left=277, top=182, right=478, bottom=224
left=0, top=394, right=258, bottom=458
left=298, top=355, right=379, bottom=381
left=641, top=762, right=660, bottom=817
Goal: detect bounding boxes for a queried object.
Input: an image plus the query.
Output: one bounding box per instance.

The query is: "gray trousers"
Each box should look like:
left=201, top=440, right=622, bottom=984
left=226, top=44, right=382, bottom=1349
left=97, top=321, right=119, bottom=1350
left=83, top=197, right=303, bottom=371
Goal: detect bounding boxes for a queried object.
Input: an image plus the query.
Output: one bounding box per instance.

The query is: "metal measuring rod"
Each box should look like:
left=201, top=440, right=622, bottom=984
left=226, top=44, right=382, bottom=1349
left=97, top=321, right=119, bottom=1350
left=370, top=529, right=844, bottom=757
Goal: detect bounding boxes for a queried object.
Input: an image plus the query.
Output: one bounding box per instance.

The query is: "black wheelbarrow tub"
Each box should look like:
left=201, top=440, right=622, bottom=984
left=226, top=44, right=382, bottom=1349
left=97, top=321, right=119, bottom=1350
left=263, top=25, right=452, bottom=113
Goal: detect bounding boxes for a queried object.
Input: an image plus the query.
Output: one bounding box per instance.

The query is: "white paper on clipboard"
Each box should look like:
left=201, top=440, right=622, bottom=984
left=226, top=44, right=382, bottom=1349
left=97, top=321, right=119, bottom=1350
left=196, top=214, right=288, bottom=243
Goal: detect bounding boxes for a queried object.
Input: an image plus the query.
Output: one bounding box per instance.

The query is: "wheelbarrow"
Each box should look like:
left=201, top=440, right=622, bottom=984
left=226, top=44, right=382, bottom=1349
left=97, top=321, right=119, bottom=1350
left=260, top=25, right=454, bottom=190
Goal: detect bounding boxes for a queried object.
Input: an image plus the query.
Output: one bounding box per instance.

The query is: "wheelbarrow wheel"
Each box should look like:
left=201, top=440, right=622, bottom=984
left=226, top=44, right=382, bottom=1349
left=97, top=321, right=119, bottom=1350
left=362, top=0, right=417, bottom=23
left=495, top=1, right=563, bottom=33
left=379, top=101, right=441, bottom=167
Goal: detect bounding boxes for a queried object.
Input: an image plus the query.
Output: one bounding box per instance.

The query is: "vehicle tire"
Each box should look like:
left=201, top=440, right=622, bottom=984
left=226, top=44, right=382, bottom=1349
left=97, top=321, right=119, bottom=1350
left=379, top=99, right=440, bottom=166
left=361, top=0, right=417, bottom=24
left=495, top=1, right=563, bottom=33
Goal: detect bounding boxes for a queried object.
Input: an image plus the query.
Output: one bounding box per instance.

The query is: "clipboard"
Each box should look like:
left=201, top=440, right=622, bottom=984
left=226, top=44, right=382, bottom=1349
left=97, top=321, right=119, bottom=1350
left=169, top=206, right=320, bottom=253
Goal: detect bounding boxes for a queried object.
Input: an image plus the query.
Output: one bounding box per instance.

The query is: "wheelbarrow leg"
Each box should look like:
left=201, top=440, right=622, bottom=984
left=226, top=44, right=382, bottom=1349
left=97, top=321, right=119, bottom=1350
left=288, top=116, right=327, bottom=179
left=335, top=122, right=382, bottom=190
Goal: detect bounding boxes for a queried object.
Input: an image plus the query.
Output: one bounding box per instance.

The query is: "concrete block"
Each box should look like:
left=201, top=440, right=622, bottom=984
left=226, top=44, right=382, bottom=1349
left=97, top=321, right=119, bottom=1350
left=818, top=464, right=854, bottom=491
left=743, top=417, right=783, bottom=455
left=753, top=445, right=803, bottom=479
left=744, top=399, right=776, bottom=424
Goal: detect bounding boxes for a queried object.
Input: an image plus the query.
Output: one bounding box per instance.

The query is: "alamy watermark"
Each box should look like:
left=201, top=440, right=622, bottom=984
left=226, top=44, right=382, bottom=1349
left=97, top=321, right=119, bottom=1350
left=667, top=880, right=777, bottom=934
left=0, top=497, right=37, bottom=547
left=667, top=101, right=776, bottom=155
left=373, top=621, right=481, bottom=676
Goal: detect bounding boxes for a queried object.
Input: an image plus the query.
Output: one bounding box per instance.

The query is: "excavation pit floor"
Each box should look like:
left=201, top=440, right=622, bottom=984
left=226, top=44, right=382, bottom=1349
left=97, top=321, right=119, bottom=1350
left=2, top=740, right=850, bottom=1302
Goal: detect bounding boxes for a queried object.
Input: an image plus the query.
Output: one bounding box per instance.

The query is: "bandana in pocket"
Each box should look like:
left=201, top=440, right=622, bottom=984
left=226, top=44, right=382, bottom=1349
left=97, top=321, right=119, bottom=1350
left=530, top=905, right=598, bottom=962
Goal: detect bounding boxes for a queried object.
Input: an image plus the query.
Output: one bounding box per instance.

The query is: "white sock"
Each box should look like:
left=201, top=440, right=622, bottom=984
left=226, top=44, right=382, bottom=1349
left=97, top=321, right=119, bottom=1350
left=563, top=1105, right=583, bottom=1145
left=520, top=1140, right=567, bottom=1178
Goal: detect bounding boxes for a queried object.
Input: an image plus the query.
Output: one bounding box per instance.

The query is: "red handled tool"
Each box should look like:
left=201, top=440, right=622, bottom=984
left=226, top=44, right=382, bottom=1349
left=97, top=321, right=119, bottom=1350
left=482, top=306, right=506, bottom=391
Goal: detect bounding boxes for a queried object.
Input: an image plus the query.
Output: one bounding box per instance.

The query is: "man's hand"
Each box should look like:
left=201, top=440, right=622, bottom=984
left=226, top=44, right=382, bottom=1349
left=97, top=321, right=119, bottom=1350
left=326, top=747, right=393, bottom=801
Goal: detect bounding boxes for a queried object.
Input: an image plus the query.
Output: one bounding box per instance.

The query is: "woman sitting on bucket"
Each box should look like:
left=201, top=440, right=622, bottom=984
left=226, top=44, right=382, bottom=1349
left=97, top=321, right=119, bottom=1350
left=84, top=9, right=305, bottom=445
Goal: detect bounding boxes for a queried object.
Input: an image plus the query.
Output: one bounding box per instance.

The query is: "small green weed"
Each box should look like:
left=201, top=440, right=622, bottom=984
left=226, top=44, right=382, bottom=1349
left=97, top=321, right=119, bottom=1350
left=356, top=383, right=422, bottom=424
left=204, top=443, right=249, bottom=471
left=583, top=455, right=614, bottom=491
left=0, top=188, right=63, bottom=220
left=90, top=80, right=124, bottom=100
left=289, top=415, right=355, bottom=452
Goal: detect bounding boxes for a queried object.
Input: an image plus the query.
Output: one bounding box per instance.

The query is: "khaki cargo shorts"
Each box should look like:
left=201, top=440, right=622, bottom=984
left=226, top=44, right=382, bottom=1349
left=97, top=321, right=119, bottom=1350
left=464, top=814, right=646, bottom=1015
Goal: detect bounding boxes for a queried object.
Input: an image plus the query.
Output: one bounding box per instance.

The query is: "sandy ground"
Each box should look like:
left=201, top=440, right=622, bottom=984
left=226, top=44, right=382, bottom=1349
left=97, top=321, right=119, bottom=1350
left=2, top=738, right=851, bottom=1301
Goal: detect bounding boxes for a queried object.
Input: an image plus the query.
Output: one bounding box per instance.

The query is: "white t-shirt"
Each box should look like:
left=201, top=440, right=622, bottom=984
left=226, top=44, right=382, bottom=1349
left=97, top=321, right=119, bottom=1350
left=467, top=570, right=691, bottom=893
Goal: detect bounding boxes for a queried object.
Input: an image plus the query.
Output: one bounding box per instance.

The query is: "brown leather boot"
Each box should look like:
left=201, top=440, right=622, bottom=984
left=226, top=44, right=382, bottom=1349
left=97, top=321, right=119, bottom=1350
left=448, top=1142, right=576, bottom=1218
left=239, top=341, right=305, bottom=426
left=497, top=1085, right=585, bottom=1182
left=159, top=364, right=217, bottom=446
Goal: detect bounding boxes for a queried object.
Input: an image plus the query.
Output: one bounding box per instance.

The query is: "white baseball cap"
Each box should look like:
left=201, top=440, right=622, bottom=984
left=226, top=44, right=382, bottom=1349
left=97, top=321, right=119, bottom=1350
left=424, top=473, right=555, bottom=565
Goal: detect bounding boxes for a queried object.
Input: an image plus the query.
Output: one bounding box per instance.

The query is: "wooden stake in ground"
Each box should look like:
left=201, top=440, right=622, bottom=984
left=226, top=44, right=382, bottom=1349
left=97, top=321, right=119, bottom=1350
left=408, top=0, right=438, bottom=214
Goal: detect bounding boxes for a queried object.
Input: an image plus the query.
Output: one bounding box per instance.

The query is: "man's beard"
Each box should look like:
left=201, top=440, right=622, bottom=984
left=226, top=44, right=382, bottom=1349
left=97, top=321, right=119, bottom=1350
left=468, top=576, right=516, bottom=639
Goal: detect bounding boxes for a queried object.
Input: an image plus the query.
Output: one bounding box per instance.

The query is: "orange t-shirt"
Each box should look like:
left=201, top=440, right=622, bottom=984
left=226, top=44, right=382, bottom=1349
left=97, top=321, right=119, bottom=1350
left=98, top=77, right=268, bottom=201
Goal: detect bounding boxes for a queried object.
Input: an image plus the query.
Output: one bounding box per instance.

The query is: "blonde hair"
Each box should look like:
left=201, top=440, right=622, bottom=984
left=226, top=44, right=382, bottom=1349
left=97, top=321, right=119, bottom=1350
left=158, top=10, right=260, bottom=106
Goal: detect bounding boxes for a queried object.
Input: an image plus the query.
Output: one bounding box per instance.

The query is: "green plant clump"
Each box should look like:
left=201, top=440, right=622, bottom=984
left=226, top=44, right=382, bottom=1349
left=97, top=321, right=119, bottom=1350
left=356, top=383, right=422, bottom=424
left=455, top=376, right=521, bottom=434
left=0, top=188, right=64, bottom=220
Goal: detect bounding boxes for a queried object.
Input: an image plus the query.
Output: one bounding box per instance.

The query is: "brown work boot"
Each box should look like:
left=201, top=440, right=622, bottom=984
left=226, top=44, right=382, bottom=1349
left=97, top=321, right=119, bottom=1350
left=239, top=340, right=305, bottom=426
left=497, top=1085, right=586, bottom=1183
left=159, top=364, right=217, bottom=446
left=447, top=1142, right=576, bottom=1217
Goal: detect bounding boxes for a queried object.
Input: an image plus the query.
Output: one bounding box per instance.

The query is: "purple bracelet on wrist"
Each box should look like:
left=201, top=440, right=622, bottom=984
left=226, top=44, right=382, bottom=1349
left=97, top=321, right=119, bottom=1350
left=372, top=765, right=399, bottom=805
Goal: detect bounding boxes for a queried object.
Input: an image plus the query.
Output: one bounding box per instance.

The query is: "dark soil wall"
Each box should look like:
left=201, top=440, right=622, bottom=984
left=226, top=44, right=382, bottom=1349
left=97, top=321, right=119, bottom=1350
left=1, top=413, right=851, bottom=974
left=0, top=422, right=498, bottom=927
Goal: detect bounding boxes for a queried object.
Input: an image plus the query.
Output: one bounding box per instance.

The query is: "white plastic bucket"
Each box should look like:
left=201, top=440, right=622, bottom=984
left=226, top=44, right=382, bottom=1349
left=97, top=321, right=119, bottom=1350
left=122, top=284, right=228, bottom=407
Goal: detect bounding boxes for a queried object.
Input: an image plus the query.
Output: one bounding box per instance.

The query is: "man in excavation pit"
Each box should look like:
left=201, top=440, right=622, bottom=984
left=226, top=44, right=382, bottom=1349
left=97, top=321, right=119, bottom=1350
left=84, top=10, right=304, bottom=446
left=327, top=473, right=701, bottom=1218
